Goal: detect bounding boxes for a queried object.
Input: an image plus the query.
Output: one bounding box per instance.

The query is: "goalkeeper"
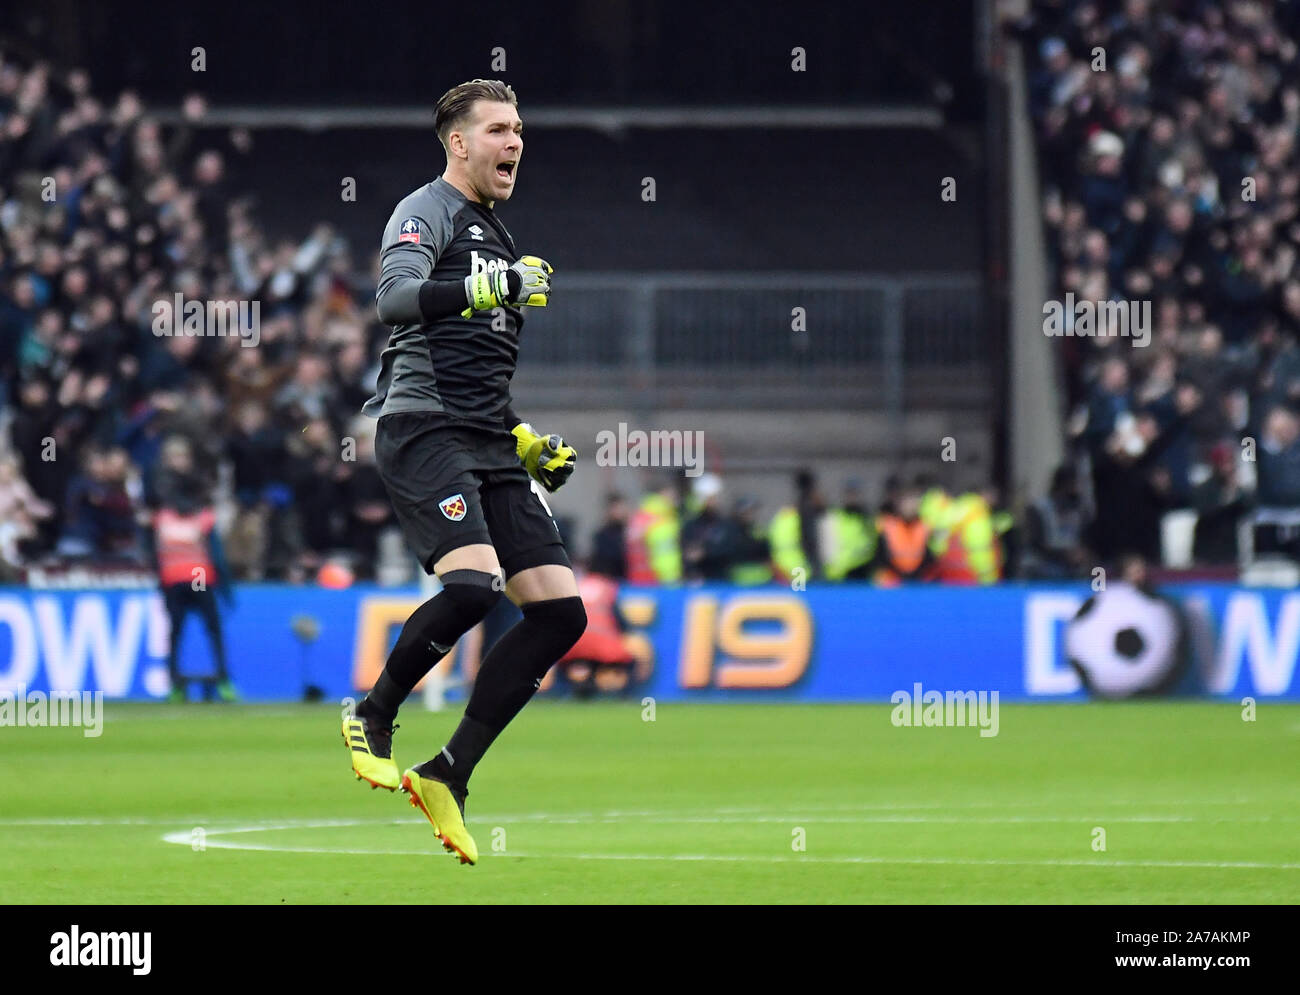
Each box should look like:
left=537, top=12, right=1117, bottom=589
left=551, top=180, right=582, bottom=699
left=342, top=80, right=586, bottom=865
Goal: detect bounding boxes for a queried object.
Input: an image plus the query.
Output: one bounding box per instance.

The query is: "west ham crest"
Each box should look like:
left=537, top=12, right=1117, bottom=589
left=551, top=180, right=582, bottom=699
left=438, top=493, right=467, bottom=521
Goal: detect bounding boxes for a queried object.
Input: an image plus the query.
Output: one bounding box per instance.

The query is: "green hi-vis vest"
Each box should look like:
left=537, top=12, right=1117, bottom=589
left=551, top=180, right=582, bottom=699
left=824, top=508, right=877, bottom=580
left=644, top=494, right=682, bottom=583
left=769, top=506, right=807, bottom=579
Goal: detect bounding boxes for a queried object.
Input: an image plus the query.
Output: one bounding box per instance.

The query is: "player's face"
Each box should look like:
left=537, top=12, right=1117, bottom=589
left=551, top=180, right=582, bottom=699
left=465, top=100, right=523, bottom=203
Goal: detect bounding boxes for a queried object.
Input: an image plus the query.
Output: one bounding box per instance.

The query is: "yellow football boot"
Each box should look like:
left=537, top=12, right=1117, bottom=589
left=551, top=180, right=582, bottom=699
left=401, top=767, right=478, bottom=865
left=341, top=714, right=400, bottom=791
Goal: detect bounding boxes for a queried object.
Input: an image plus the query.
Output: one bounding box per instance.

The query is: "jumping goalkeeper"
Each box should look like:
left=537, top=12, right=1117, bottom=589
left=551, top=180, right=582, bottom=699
left=342, top=80, right=586, bottom=865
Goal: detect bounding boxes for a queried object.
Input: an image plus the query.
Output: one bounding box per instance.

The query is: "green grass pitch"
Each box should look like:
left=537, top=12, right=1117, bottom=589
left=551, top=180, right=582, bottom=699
left=1, top=701, right=1297, bottom=904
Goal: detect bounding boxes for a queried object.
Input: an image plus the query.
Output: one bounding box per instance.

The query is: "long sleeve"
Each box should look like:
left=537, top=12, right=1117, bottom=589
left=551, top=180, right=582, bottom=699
left=375, top=229, right=435, bottom=326
left=374, top=201, right=457, bottom=326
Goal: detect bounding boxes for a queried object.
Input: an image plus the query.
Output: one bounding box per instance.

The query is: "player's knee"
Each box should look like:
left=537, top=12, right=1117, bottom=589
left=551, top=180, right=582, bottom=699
left=522, top=595, right=587, bottom=651
left=437, top=568, right=504, bottom=622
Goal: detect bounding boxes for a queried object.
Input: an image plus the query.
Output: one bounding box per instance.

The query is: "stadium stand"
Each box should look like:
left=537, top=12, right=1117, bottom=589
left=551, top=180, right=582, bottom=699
left=1015, top=0, right=1300, bottom=575
left=0, top=46, right=997, bottom=584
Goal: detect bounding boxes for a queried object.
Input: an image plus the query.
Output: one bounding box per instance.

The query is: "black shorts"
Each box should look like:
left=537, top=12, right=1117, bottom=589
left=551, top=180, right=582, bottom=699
left=374, top=412, right=570, bottom=578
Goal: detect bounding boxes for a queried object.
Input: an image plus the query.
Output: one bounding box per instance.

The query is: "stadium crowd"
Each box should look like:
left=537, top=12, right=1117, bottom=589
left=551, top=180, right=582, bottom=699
left=16, top=6, right=1300, bottom=582
left=0, top=48, right=1034, bottom=588
left=0, top=50, right=393, bottom=581
left=1017, top=0, right=1300, bottom=568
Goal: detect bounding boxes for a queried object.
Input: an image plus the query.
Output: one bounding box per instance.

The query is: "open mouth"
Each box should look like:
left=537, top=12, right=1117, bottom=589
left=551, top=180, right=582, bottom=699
left=496, top=161, right=516, bottom=180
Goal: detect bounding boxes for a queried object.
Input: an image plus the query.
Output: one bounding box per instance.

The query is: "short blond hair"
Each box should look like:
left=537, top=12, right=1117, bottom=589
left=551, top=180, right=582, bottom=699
left=434, top=79, right=517, bottom=150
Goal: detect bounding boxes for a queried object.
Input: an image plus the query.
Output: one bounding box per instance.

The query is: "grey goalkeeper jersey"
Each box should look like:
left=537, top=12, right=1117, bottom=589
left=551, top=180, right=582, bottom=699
left=363, top=176, right=525, bottom=428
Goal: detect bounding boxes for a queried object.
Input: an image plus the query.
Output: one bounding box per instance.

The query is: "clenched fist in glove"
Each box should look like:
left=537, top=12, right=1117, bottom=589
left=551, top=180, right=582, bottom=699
left=511, top=422, right=576, bottom=492
left=462, top=255, right=553, bottom=316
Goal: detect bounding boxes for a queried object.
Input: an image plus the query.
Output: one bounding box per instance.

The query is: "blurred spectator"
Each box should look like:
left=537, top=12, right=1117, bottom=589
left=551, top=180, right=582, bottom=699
left=556, top=568, right=638, bottom=698
left=1080, top=131, right=1128, bottom=236
left=335, top=426, right=391, bottom=580
left=274, top=353, right=336, bottom=425
left=1084, top=358, right=1132, bottom=452
left=932, top=484, right=1004, bottom=585
left=728, top=496, right=773, bottom=585
left=1022, top=465, right=1088, bottom=579
left=0, top=452, right=54, bottom=568
left=56, top=446, right=141, bottom=560
left=588, top=492, right=629, bottom=580
left=8, top=376, right=68, bottom=551
left=1191, top=443, right=1247, bottom=565
left=681, top=473, right=736, bottom=582
left=225, top=401, right=296, bottom=579
left=875, top=484, right=935, bottom=585
left=1256, top=405, right=1300, bottom=506
left=147, top=487, right=237, bottom=703
left=878, top=473, right=903, bottom=516
left=626, top=476, right=681, bottom=584
left=1253, top=405, right=1300, bottom=561
left=770, top=469, right=824, bottom=582
left=119, top=391, right=183, bottom=489
left=823, top=478, right=877, bottom=581
left=287, top=416, right=344, bottom=571
left=917, top=473, right=949, bottom=535
left=149, top=434, right=207, bottom=510
left=1089, top=409, right=1174, bottom=562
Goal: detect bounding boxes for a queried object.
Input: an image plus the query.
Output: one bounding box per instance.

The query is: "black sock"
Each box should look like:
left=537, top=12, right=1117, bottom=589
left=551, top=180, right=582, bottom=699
left=420, top=714, right=496, bottom=788
left=427, top=596, right=586, bottom=784
left=359, top=570, right=501, bottom=723
left=357, top=671, right=405, bottom=723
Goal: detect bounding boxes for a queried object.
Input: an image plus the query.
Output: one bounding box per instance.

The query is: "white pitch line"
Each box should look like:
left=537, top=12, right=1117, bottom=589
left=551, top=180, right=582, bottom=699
left=159, top=829, right=439, bottom=857
left=153, top=829, right=1300, bottom=871
left=0, top=816, right=383, bottom=827
left=0, top=816, right=218, bottom=826
left=149, top=818, right=1300, bottom=871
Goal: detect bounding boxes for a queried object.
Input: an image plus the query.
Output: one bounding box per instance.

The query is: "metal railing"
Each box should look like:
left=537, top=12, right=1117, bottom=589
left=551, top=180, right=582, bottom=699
left=513, top=272, right=988, bottom=410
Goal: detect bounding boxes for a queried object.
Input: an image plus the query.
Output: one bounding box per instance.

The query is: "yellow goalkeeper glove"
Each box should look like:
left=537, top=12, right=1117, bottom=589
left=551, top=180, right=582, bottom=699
left=462, top=255, right=554, bottom=317
left=511, top=422, right=577, bottom=492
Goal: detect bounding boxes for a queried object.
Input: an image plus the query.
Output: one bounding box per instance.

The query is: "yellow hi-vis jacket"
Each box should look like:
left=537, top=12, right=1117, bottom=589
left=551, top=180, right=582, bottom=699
left=824, top=507, right=877, bottom=580
left=626, top=493, right=682, bottom=584
left=769, top=506, right=808, bottom=581
left=935, top=493, right=1001, bottom=584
